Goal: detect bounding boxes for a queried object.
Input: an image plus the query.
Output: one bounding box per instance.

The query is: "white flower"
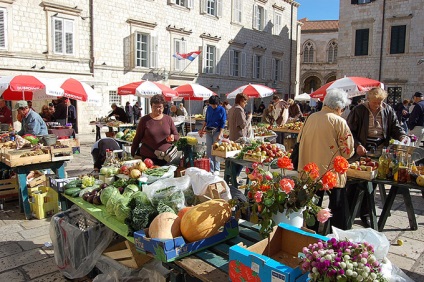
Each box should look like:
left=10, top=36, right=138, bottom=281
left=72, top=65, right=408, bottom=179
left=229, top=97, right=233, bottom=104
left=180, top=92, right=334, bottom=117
left=312, top=267, right=318, bottom=273
left=346, top=269, right=353, bottom=276
left=370, top=273, right=377, bottom=279
left=357, top=276, right=363, bottom=281
left=325, top=254, right=332, bottom=260
left=340, top=262, right=347, bottom=269
left=359, top=262, right=364, bottom=268
left=361, top=257, right=368, bottom=264
left=344, top=255, right=350, bottom=260
left=369, top=255, right=376, bottom=263
left=347, top=263, right=353, bottom=270
left=352, top=271, right=358, bottom=278
left=363, top=266, right=370, bottom=273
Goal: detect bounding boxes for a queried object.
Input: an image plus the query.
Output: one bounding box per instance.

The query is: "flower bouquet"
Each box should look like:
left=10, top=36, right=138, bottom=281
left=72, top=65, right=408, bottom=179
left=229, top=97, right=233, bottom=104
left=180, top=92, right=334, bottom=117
left=300, top=238, right=387, bottom=281
left=237, top=154, right=349, bottom=238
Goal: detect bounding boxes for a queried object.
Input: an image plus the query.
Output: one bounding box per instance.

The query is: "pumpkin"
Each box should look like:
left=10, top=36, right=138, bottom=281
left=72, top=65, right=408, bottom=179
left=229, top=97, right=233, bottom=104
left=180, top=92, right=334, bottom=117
left=177, top=206, right=192, bottom=219
left=149, top=212, right=182, bottom=239
left=181, top=199, right=231, bottom=242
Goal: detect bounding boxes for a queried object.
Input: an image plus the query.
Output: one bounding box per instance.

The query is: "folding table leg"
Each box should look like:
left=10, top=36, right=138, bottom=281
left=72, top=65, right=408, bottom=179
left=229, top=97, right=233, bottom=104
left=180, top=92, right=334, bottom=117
left=366, top=182, right=378, bottom=230
left=378, top=186, right=398, bottom=231
left=401, top=188, right=418, bottom=230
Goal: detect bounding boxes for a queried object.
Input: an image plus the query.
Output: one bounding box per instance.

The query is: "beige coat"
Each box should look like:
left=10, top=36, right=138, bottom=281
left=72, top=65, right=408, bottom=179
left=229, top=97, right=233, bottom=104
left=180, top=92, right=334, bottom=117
left=298, top=106, right=354, bottom=188
left=227, top=104, right=252, bottom=141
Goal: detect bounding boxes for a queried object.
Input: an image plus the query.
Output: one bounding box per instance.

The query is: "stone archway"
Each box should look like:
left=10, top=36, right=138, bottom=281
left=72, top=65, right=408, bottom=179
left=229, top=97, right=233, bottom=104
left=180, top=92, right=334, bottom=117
left=303, top=76, right=321, bottom=93
left=326, top=75, right=336, bottom=83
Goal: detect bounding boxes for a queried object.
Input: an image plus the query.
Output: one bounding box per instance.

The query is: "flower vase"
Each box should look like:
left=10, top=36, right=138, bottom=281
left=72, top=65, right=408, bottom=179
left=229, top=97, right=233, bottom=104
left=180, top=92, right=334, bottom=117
left=272, top=209, right=304, bottom=228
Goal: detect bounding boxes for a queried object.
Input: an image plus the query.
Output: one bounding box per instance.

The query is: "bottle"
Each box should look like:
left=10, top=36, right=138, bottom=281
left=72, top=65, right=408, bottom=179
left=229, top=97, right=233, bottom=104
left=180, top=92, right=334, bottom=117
left=9, top=124, right=15, bottom=141
left=393, top=152, right=400, bottom=182
left=398, top=152, right=408, bottom=183
left=104, top=149, right=113, bottom=165
left=377, top=147, right=387, bottom=179
left=386, top=149, right=394, bottom=180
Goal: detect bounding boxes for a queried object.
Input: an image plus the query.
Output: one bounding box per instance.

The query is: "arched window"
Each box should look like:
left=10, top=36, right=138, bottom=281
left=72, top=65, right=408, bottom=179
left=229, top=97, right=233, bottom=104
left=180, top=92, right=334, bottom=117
left=327, top=41, right=338, bottom=63
left=303, top=41, right=314, bottom=63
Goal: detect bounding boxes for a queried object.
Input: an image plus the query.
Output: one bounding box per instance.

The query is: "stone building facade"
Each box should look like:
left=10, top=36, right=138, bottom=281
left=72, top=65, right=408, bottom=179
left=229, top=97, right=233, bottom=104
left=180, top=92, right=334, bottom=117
left=0, top=0, right=300, bottom=133
left=299, top=18, right=338, bottom=94
left=338, top=0, right=424, bottom=106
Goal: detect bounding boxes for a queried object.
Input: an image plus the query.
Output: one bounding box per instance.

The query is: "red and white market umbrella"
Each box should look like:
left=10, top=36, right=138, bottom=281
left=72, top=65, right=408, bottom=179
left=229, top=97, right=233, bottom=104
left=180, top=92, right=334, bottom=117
left=173, top=83, right=216, bottom=125
left=310, top=76, right=384, bottom=99
left=117, top=80, right=178, bottom=101
left=226, top=83, right=276, bottom=99
left=0, top=75, right=49, bottom=100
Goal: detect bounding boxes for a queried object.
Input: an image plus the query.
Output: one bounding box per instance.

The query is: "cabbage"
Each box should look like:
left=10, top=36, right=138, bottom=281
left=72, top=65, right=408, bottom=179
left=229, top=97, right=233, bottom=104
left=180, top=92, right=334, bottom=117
left=123, top=184, right=139, bottom=198
left=99, top=167, right=109, bottom=175
left=100, top=186, right=119, bottom=205
left=106, top=194, right=123, bottom=215
left=115, top=198, right=131, bottom=222
left=129, top=191, right=150, bottom=206
left=116, top=132, right=124, bottom=139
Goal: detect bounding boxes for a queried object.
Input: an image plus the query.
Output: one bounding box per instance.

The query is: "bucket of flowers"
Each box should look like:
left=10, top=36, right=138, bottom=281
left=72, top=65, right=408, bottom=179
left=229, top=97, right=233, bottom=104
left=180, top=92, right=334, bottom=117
left=235, top=154, right=349, bottom=239
left=300, top=237, right=387, bottom=281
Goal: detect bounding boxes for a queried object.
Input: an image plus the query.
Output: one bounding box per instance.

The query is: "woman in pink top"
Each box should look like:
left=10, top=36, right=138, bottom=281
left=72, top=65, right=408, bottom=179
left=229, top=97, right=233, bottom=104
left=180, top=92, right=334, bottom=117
left=131, top=94, right=179, bottom=166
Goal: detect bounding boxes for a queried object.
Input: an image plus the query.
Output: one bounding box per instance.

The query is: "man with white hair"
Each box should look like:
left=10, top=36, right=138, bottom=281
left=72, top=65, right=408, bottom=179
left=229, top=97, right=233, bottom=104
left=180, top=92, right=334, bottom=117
left=15, top=100, right=48, bottom=136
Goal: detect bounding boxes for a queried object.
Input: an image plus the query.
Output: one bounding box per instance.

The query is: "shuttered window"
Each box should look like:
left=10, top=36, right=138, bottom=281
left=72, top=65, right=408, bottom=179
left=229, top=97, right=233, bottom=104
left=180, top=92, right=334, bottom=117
left=355, top=29, right=369, bottom=56
left=232, top=0, right=242, bottom=24
left=390, top=25, right=406, bottom=54
left=135, top=32, right=158, bottom=68
left=53, top=18, right=74, bottom=55
left=0, top=9, right=6, bottom=49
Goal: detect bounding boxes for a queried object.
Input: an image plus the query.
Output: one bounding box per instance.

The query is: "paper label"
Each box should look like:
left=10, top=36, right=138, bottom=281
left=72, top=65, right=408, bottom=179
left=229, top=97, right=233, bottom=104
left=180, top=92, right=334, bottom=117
left=271, top=270, right=286, bottom=282
left=251, top=262, right=259, bottom=273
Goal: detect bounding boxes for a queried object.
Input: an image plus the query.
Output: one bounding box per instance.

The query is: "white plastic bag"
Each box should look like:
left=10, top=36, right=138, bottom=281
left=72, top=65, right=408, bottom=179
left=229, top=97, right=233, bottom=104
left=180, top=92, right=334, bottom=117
left=329, top=227, right=414, bottom=282
left=184, top=167, right=232, bottom=201
left=142, top=165, right=177, bottom=184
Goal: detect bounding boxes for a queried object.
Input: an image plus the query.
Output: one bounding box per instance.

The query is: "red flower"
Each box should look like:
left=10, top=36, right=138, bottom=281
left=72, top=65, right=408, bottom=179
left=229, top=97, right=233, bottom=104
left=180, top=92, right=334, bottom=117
left=309, top=169, right=320, bottom=180
left=321, top=171, right=338, bottom=190
left=277, top=156, right=294, bottom=170
left=333, top=156, right=349, bottom=174
left=279, top=178, right=295, bottom=194
left=303, top=163, right=319, bottom=173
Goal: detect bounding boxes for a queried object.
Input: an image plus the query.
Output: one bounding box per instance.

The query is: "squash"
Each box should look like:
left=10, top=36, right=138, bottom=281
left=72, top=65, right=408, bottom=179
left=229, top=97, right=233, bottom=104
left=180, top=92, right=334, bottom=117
left=177, top=206, right=192, bottom=219
left=181, top=199, right=231, bottom=242
left=149, top=212, right=182, bottom=239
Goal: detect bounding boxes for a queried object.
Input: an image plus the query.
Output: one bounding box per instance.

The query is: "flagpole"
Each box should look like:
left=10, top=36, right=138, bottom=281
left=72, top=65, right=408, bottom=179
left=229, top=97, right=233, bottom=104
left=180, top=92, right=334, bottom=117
left=178, top=60, right=194, bottom=75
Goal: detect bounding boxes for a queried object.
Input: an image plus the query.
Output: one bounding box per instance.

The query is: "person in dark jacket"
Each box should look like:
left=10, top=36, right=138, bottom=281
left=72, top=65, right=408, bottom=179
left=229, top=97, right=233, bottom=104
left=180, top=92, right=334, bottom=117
left=91, top=138, right=122, bottom=170
left=125, top=101, right=133, bottom=124
left=346, top=87, right=407, bottom=228
left=52, top=98, right=68, bottom=125
left=108, top=103, right=128, bottom=123
left=408, top=92, right=424, bottom=147
left=394, top=99, right=410, bottom=133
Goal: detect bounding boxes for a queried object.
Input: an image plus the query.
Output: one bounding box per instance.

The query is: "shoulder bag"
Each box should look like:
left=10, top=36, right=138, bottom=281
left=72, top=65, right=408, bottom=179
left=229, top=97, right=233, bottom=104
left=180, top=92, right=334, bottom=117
left=143, top=143, right=178, bottom=164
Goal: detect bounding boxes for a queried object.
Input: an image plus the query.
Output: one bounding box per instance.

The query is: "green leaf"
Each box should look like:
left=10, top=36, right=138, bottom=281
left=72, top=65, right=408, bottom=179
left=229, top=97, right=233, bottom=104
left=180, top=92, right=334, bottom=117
left=264, top=197, right=274, bottom=207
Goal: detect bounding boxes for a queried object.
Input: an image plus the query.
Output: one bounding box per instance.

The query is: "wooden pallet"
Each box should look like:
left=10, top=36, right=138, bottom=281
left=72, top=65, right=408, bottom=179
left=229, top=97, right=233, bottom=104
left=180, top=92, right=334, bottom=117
left=2, top=149, right=51, bottom=167
left=103, top=240, right=153, bottom=269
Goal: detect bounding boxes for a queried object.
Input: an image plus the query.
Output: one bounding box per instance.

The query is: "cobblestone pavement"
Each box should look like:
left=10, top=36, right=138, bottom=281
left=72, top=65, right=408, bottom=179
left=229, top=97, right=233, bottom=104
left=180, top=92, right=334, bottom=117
left=0, top=132, right=422, bottom=281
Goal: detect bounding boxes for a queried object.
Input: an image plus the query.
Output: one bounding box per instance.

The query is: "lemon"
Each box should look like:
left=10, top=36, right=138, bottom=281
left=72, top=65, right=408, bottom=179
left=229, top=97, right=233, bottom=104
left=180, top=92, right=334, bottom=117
left=397, top=239, right=404, bottom=246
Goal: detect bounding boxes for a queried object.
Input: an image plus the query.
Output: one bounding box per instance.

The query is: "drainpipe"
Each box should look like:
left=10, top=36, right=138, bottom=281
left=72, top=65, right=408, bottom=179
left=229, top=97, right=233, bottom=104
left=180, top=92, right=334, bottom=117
left=89, top=0, right=94, bottom=75
left=288, top=1, right=294, bottom=98
left=378, top=0, right=386, bottom=81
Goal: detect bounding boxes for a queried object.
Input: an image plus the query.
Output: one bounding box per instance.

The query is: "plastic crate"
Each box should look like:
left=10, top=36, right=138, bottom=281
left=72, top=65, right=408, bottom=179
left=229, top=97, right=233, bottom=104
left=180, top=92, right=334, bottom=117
left=28, top=186, right=59, bottom=219
left=49, top=177, right=79, bottom=193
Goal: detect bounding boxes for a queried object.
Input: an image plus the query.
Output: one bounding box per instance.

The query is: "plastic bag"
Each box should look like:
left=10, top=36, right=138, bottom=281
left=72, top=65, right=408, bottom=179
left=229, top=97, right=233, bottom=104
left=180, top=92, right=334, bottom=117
left=143, top=165, right=177, bottom=184
left=184, top=167, right=232, bottom=201
left=329, top=227, right=414, bottom=282
left=143, top=175, right=191, bottom=211
left=49, top=206, right=114, bottom=279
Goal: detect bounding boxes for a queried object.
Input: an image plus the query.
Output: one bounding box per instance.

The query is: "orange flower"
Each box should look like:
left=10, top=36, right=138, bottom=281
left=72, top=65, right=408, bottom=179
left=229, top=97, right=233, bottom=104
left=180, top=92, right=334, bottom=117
left=277, top=156, right=294, bottom=170
left=308, top=169, right=320, bottom=180
left=260, top=184, right=271, bottom=192
left=303, top=163, right=319, bottom=173
left=321, top=171, right=338, bottom=190
left=279, top=178, right=295, bottom=194
left=333, top=156, right=349, bottom=174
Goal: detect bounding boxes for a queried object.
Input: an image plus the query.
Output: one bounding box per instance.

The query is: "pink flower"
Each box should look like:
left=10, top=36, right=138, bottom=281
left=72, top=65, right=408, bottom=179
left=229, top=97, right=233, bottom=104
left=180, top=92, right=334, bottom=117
left=265, top=171, right=273, bottom=180
left=279, top=178, right=295, bottom=194
left=254, top=191, right=263, bottom=203
left=317, top=208, right=332, bottom=223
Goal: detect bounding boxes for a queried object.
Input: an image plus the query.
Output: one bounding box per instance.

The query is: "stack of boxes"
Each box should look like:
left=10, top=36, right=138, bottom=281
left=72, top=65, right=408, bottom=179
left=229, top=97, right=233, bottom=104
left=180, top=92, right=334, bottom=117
left=27, top=171, right=59, bottom=219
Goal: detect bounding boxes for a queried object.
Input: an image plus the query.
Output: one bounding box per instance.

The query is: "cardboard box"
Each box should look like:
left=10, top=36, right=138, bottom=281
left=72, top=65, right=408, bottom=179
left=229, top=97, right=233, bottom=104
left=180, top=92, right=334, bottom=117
left=229, top=223, right=328, bottom=282
left=49, top=177, right=79, bottom=193
left=134, top=217, right=239, bottom=262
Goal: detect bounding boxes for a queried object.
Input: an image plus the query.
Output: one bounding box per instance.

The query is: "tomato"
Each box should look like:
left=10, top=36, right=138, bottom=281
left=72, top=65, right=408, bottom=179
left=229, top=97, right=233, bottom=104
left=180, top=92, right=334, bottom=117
left=144, top=158, right=154, bottom=168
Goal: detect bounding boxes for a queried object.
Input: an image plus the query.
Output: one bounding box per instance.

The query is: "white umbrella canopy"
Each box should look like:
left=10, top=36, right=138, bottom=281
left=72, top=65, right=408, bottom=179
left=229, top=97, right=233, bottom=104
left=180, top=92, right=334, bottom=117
left=117, top=80, right=178, bottom=101
left=294, top=93, right=311, bottom=102
left=226, top=83, right=275, bottom=99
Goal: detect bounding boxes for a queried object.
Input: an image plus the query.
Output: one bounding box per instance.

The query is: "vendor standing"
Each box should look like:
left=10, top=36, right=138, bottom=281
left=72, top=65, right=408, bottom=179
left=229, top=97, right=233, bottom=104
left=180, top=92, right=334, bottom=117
left=15, top=101, right=48, bottom=136
left=108, top=103, right=128, bottom=123
left=52, top=98, right=68, bottom=126
left=0, top=98, right=12, bottom=124
left=131, top=94, right=179, bottom=166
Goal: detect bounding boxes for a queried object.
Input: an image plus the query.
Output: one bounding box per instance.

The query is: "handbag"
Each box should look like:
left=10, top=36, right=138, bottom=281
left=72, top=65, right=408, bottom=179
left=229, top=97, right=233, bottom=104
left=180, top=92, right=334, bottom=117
left=154, top=145, right=178, bottom=163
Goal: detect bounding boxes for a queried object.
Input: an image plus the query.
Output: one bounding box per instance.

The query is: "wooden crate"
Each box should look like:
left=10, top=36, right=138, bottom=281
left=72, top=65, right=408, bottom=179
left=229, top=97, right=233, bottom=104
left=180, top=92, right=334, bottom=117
left=211, top=149, right=240, bottom=158
left=347, top=168, right=377, bottom=180
left=243, top=153, right=266, bottom=163
left=2, top=149, right=51, bottom=167
left=49, top=146, right=73, bottom=161
left=197, top=181, right=227, bottom=203
left=103, top=240, right=153, bottom=269
left=27, top=170, right=47, bottom=188
left=0, top=178, right=18, bottom=198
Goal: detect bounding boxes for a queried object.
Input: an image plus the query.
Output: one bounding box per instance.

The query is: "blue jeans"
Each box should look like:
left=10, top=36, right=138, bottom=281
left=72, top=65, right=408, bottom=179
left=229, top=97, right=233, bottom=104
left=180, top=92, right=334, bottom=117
left=206, top=130, right=221, bottom=172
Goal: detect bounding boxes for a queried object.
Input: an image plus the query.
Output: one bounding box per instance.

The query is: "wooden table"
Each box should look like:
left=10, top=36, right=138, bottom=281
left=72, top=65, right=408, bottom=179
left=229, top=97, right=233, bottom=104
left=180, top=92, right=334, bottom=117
left=48, top=128, right=76, bottom=139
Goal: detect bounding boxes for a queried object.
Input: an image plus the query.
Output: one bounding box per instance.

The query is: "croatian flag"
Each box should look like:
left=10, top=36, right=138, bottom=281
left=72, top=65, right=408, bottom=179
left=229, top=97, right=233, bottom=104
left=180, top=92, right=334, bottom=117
left=173, top=51, right=201, bottom=61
